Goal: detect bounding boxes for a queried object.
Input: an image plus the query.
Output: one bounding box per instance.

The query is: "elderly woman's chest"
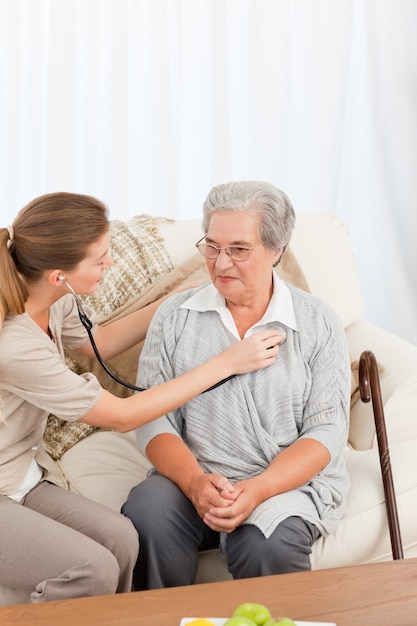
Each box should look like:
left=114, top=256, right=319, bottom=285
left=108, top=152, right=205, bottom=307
left=172, top=317, right=311, bottom=405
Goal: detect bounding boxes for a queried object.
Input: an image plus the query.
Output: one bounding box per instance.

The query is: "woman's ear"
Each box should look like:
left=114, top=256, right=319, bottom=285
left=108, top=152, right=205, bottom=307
left=48, top=270, right=65, bottom=286
left=272, top=246, right=285, bottom=268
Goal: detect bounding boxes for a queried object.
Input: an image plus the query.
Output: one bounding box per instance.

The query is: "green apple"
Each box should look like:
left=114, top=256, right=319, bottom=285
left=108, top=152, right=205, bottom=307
left=224, top=617, right=258, bottom=626
left=232, top=603, right=272, bottom=625
left=264, top=618, right=296, bottom=626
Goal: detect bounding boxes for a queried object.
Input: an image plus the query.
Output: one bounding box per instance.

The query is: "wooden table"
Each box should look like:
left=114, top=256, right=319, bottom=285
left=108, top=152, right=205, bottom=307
left=2, top=558, right=417, bottom=626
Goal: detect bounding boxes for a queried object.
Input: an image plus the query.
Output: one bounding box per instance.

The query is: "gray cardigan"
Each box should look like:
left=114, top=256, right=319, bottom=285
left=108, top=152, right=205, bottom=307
left=135, top=282, right=351, bottom=538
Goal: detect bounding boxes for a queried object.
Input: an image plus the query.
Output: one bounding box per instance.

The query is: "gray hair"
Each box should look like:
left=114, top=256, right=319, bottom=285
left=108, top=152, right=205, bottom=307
left=202, top=181, right=295, bottom=251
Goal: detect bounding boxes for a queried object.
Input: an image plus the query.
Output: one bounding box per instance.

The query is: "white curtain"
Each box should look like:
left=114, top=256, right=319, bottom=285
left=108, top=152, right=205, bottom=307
left=0, top=0, right=416, bottom=344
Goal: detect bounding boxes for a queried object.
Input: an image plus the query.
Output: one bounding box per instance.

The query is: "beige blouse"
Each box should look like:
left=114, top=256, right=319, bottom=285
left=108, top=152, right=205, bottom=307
left=0, top=295, right=102, bottom=495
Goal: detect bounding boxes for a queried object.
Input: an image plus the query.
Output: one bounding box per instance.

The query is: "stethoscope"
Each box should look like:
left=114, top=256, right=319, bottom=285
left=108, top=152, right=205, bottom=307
left=59, top=276, right=286, bottom=394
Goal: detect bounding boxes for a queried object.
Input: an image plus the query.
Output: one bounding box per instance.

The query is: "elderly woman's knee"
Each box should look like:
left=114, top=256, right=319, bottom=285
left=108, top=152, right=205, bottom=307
left=226, top=518, right=317, bottom=577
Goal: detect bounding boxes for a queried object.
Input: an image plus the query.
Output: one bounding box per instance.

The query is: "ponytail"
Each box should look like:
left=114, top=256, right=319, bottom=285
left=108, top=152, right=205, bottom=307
left=0, top=192, right=109, bottom=326
left=0, top=228, right=28, bottom=323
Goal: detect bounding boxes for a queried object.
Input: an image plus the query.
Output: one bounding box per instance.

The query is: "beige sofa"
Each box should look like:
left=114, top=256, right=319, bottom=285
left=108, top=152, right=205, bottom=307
left=2, top=212, right=417, bottom=606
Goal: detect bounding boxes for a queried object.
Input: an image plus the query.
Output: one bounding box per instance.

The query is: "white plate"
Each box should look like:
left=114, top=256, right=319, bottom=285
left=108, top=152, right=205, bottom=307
left=180, top=617, right=337, bottom=626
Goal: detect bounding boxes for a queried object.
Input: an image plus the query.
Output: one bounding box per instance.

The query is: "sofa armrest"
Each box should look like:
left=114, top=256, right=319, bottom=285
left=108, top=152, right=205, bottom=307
left=346, top=320, right=417, bottom=450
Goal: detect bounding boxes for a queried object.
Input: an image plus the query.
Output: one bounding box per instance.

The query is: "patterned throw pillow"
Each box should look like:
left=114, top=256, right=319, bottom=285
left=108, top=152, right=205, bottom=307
left=82, top=214, right=174, bottom=317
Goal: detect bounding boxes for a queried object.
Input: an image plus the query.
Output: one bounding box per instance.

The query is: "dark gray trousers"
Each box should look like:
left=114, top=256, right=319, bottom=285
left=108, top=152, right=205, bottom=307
left=0, top=480, right=139, bottom=602
left=122, top=473, right=320, bottom=590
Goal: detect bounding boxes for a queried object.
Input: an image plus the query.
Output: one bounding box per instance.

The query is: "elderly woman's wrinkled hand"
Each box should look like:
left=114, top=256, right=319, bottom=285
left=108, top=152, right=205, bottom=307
left=203, top=477, right=262, bottom=533
left=188, top=472, right=237, bottom=520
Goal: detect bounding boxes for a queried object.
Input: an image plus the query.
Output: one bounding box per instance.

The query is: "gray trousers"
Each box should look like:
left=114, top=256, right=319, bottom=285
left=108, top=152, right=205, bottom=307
left=122, top=473, right=320, bottom=590
left=0, top=480, right=139, bottom=603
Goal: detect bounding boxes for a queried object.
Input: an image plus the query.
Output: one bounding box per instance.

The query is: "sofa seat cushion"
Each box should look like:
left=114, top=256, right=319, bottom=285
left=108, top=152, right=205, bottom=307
left=57, top=431, right=152, bottom=512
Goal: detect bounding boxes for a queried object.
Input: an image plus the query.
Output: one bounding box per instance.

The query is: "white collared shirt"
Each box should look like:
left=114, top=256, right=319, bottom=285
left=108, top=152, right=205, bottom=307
left=180, top=271, right=298, bottom=340
left=9, top=458, right=43, bottom=502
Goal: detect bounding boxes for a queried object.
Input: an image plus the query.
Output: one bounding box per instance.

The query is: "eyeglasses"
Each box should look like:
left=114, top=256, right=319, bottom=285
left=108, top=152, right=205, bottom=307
left=195, top=236, right=263, bottom=262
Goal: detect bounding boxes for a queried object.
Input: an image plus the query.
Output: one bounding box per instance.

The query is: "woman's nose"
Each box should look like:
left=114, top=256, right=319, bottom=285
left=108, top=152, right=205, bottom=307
left=214, top=249, right=234, bottom=268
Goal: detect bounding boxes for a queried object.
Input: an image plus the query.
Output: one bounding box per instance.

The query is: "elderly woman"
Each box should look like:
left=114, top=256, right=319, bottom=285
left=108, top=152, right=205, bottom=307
left=122, top=181, right=351, bottom=590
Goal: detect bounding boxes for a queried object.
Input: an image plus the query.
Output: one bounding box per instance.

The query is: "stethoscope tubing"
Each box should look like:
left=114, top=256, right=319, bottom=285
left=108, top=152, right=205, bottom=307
left=65, top=280, right=285, bottom=395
